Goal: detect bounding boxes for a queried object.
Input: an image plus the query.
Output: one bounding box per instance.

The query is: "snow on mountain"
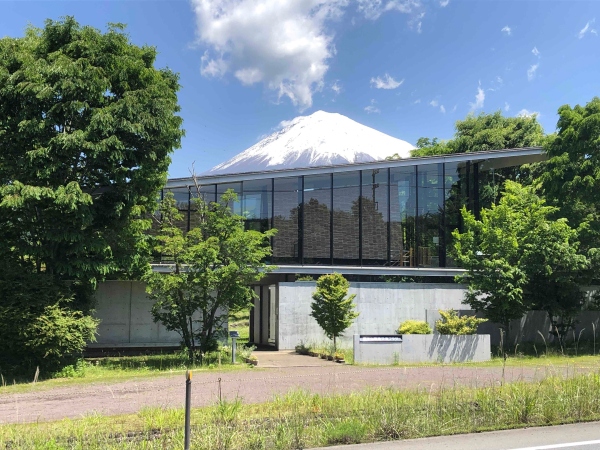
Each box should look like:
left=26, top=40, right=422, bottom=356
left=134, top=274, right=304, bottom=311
left=206, top=111, right=415, bottom=175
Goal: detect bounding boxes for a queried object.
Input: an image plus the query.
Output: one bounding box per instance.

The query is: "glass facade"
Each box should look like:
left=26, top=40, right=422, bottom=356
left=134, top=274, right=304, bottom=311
left=161, top=156, right=526, bottom=268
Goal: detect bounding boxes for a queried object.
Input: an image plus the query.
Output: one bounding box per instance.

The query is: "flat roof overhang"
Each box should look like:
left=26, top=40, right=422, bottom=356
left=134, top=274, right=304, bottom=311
left=151, top=264, right=465, bottom=277
left=166, top=147, right=545, bottom=187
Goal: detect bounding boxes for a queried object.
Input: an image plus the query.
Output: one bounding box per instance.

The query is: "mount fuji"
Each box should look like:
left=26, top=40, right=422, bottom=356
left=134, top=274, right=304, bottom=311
left=206, top=111, right=414, bottom=175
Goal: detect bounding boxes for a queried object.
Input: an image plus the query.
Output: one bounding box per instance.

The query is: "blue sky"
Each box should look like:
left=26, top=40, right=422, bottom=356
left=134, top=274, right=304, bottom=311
left=2, top=1, right=599, bottom=177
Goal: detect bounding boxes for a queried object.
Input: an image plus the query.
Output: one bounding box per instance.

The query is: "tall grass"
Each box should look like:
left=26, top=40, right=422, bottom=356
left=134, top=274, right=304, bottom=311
left=3, top=371, right=600, bottom=449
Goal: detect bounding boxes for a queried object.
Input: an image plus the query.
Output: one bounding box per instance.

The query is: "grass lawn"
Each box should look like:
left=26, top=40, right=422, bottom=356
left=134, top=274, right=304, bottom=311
left=2, top=370, right=600, bottom=449
left=0, top=308, right=255, bottom=394
left=228, top=308, right=250, bottom=344
left=0, top=350, right=254, bottom=395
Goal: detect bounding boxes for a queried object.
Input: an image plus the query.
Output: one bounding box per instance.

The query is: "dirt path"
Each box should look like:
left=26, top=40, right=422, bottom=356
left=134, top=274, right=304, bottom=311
left=0, top=352, right=592, bottom=424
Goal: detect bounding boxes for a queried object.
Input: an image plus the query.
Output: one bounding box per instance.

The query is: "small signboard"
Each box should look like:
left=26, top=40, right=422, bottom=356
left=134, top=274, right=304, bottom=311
left=229, top=331, right=240, bottom=338
left=359, top=335, right=403, bottom=342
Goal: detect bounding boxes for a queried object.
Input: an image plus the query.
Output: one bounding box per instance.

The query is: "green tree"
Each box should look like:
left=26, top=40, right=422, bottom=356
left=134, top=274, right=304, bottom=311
left=144, top=190, right=275, bottom=362
left=0, top=18, right=183, bottom=371
left=0, top=17, right=183, bottom=293
left=540, top=97, right=600, bottom=279
left=453, top=181, right=586, bottom=345
left=412, top=111, right=545, bottom=158
left=310, top=273, right=359, bottom=351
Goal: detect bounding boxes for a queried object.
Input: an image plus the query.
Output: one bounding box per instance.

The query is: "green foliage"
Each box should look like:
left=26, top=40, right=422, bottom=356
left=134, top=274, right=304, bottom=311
left=295, top=275, right=315, bottom=281
left=144, top=190, right=275, bottom=362
left=412, top=111, right=545, bottom=158
left=0, top=17, right=183, bottom=374
left=435, top=310, right=487, bottom=335
left=0, top=260, right=98, bottom=376
left=0, top=17, right=183, bottom=297
left=453, top=181, right=588, bottom=342
left=540, top=97, right=600, bottom=281
left=310, top=273, right=359, bottom=351
left=397, top=320, right=432, bottom=335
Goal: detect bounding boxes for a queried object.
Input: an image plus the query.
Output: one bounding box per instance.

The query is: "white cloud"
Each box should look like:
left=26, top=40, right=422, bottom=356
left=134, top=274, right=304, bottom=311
left=451, top=104, right=457, bottom=113
left=331, top=80, right=342, bottom=94
left=578, top=19, right=597, bottom=39
left=413, top=12, right=425, bottom=33
left=527, top=63, right=539, bottom=81
left=440, top=105, right=446, bottom=114
left=429, top=99, right=439, bottom=107
left=365, top=99, right=380, bottom=114
left=193, top=0, right=348, bottom=111
left=469, top=82, right=485, bottom=112
left=440, top=0, right=450, bottom=7
left=364, top=105, right=380, bottom=114
left=357, top=0, right=422, bottom=20
left=504, top=102, right=510, bottom=112
left=501, top=26, right=511, bottom=36
left=532, top=46, right=540, bottom=56
left=370, top=73, right=404, bottom=89
left=517, top=109, right=540, bottom=118
left=414, top=99, right=421, bottom=104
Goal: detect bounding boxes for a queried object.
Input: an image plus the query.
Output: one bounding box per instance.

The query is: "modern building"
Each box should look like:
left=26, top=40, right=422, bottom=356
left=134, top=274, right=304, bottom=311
left=145, top=146, right=545, bottom=349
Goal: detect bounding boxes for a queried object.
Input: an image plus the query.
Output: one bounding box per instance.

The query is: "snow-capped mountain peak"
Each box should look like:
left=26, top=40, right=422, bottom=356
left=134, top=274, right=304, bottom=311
left=207, top=110, right=414, bottom=175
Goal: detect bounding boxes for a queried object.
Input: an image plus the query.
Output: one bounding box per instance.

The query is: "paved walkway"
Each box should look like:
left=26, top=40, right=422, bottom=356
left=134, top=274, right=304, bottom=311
left=253, top=349, right=334, bottom=367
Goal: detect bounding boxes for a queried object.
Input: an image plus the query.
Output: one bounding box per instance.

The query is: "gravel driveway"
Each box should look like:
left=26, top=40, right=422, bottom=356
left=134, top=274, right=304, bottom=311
left=0, top=351, right=592, bottom=424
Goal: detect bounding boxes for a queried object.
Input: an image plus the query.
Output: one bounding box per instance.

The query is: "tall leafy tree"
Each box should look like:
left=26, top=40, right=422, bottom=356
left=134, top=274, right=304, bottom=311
left=412, top=111, right=545, bottom=158
left=310, top=273, right=359, bottom=352
left=453, top=181, right=587, bottom=345
left=0, top=17, right=183, bottom=371
left=0, top=17, right=183, bottom=289
left=144, top=190, right=275, bottom=362
left=540, top=97, right=600, bottom=280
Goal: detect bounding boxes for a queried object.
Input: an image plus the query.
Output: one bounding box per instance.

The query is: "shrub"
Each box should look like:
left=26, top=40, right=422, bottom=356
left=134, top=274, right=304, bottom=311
left=435, top=309, right=487, bottom=335
left=295, top=341, right=311, bottom=355
left=397, top=320, right=432, bottom=335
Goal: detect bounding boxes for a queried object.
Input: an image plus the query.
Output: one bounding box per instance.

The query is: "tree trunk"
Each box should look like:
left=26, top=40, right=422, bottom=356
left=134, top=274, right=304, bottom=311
left=333, top=336, right=337, bottom=353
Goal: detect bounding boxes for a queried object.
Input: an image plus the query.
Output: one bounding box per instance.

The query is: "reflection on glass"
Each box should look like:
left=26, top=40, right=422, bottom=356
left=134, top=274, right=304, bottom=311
left=217, top=182, right=242, bottom=215
left=333, top=172, right=360, bottom=264
left=417, top=164, right=443, bottom=267
left=303, top=174, right=331, bottom=263
left=243, top=179, right=272, bottom=233
left=390, top=166, right=416, bottom=266
left=361, top=168, right=389, bottom=265
left=193, top=184, right=216, bottom=204
left=444, top=162, right=468, bottom=267
left=272, top=177, right=300, bottom=263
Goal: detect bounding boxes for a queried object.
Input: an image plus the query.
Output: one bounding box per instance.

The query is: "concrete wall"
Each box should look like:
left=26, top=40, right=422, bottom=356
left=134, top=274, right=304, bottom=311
left=278, top=281, right=467, bottom=350
left=353, top=334, right=491, bottom=365
left=91, top=281, right=182, bottom=347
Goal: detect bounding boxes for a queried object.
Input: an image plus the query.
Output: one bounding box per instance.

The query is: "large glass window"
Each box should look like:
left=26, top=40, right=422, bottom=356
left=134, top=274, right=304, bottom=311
left=361, top=168, right=389, bottom=265
left=272, top=177, right=301, bottom=264
left=417, top=164, right=443, bottom=267
left=303, top=174, right=331, bottom=264
left=242, top=179, right=272, bottom=233
left=333, top=171, right=360, bottom=264
left=194, top=184, right=216, bottom=204
left=217, top=182, right=242, bottom=215
left=444, top=162, right=469, bottom=267
left=390, top=167, right=417, bottom=266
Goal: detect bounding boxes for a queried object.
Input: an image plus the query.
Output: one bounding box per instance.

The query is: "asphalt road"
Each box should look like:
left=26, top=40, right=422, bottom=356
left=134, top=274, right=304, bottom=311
left=316, top=422, right=600, bottom=450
